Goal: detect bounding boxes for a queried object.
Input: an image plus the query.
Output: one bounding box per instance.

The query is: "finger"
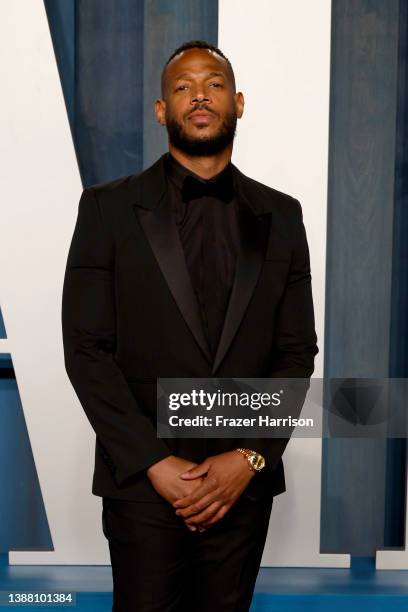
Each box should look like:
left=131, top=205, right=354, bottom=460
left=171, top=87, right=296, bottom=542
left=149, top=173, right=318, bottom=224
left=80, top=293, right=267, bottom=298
left=185, top=501, right=222, bottom=527
left=200, top=504, right=230, bottom=528
left=173, top=476, right=218, bottom=508
left=184, top=522, right=198, bottom=532
left=175, top=491, right=218, bottom=518
left=179, top=460, right=210, bottom=479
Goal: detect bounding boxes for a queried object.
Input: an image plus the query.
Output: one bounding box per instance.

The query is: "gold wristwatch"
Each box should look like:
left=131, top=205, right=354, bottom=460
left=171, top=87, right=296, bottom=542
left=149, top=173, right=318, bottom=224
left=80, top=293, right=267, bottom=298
left=236, top=448, right=266, bottom=473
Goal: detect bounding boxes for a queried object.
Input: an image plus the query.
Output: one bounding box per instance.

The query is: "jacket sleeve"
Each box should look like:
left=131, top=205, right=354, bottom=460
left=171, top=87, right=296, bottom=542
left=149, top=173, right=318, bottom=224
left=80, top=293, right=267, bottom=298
left=237, top=198, right=318, bottom=471
left=61, top=187, right=171, bottom=487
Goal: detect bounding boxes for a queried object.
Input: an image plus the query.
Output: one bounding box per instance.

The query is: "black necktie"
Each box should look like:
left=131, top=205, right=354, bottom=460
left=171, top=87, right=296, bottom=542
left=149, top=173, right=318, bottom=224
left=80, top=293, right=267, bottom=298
left=181, top=172, right=234, bottom=203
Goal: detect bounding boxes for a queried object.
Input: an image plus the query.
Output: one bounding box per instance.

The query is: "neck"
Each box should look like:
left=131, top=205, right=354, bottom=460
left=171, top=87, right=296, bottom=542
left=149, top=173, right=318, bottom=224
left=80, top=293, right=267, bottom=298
left=168, top=144, right=232, bottom=179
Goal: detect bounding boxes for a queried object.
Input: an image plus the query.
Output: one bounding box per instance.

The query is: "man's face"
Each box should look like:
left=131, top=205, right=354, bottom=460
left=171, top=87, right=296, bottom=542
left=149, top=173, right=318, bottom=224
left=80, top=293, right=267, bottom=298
left=155, top=48, right=244, bottom=156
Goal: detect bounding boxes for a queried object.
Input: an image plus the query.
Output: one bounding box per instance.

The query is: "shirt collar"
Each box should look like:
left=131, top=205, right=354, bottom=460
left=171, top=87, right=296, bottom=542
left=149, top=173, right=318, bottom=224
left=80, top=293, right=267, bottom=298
left=164, top=151, right=234, bottom=197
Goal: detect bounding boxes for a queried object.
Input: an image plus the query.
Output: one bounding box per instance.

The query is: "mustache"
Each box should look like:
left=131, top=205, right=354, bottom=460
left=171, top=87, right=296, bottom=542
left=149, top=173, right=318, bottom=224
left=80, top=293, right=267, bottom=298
left=187, top=105, right=218, bottom=118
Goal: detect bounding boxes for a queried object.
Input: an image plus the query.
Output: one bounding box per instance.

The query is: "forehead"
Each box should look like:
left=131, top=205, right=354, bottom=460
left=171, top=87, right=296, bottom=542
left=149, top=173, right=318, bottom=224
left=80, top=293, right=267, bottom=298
left=166, top=48, right=229, bottom=80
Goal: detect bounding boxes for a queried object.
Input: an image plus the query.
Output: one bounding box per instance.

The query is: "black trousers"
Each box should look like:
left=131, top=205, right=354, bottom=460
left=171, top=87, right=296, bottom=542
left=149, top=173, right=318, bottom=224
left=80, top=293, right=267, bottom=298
left=102, top=493, right=274, bottom=612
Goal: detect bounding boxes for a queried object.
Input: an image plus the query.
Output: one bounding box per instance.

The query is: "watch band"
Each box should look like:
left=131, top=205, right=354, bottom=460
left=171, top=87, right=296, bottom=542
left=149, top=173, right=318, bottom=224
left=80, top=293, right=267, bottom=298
left=236, top=447, right=266, bottom=472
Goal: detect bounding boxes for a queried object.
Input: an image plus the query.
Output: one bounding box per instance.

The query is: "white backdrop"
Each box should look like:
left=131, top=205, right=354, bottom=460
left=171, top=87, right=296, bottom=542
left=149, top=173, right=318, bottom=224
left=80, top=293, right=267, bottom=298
left=219, top=0, right=348, bottom=566
left=1, top=0, right=348, bottom=566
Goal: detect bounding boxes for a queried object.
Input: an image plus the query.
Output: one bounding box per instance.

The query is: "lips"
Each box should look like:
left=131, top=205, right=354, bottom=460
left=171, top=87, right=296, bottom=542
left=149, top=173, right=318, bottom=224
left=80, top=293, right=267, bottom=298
left=189, top=110, right=215, bottom=124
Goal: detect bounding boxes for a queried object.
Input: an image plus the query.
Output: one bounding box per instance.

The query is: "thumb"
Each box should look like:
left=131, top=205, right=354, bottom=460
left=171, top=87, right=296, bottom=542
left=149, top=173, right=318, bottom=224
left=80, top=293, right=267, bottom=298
left=179, top=460, right=210, bottom=479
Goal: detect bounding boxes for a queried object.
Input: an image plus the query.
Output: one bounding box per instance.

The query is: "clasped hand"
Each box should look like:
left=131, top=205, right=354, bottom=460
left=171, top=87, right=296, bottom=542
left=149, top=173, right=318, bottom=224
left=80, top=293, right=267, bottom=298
left=174, top=450, right=255, bottom=532
left=147, top=451, right=254, bottom=532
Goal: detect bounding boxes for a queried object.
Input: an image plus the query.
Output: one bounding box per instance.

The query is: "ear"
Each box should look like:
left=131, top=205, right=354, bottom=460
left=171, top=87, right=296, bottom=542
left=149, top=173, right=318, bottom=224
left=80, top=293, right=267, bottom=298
left=155, top=98, right=166, bottom=126
left=235, top=91, right=245, bottom=119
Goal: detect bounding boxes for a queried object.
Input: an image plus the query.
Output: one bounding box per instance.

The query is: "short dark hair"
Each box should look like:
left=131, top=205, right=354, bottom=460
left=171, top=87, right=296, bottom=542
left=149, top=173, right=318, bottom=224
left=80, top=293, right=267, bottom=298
left=161, top=40, right=236, bottom=97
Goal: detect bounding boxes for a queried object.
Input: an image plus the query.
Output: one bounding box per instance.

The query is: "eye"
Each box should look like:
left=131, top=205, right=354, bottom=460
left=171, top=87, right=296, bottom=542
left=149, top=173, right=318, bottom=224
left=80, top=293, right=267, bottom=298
left=210, top=82, right=222, bottom=88
left=176, top=84, right=189, bottom=91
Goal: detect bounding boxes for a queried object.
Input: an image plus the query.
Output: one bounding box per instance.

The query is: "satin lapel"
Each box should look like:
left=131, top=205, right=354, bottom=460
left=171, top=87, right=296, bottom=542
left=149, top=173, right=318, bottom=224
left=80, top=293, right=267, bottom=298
left=134, top=192, right=213, bottom=364
left=211, top=192, right=270, bottom=375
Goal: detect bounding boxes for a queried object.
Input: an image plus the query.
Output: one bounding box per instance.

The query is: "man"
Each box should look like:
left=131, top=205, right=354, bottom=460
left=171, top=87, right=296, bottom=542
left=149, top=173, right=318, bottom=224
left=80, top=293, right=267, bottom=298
left=62, top=40, right=318, bottom=612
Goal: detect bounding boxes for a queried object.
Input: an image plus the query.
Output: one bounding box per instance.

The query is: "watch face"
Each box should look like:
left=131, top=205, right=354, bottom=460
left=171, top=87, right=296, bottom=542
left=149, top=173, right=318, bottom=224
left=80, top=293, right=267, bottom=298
left=249, top=453, right=265, bottom=471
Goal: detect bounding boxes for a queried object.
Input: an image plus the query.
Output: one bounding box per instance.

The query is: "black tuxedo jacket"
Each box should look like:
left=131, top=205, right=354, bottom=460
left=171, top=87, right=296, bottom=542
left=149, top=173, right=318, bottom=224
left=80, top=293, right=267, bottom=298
left=61, top=153, right=318, bottom=502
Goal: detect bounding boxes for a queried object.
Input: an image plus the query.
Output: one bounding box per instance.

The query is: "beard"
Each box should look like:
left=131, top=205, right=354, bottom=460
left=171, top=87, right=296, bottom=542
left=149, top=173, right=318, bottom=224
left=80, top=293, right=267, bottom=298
left=165, top=109, right=237, bottom=156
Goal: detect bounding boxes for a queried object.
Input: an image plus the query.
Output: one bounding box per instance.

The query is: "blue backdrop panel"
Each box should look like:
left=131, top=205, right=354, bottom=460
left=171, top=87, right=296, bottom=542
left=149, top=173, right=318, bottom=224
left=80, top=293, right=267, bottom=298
left=43, top=0, right=75, bottom=131
left=0, top=310, right=6, bottom=338
left=322, top=0, right=404, bottom=554
left=384, top=0, right=408, bottom=546
left=74, top=0, right=145, bottom=185
left=391, top=1, right=408, bottom=380
left=45, top=0, right=218, bottom=184
left=0, top=357, right=52, bottom=553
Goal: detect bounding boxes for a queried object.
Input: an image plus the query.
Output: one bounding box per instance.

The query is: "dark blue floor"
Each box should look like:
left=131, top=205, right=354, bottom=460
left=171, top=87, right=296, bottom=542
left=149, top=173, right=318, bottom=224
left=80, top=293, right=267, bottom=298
left=1, top=556, right=408, bottom=610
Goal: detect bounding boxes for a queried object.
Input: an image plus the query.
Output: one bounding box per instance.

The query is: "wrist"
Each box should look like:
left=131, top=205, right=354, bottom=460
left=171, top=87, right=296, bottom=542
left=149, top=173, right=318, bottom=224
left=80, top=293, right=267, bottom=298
left=146, top=454, right=174, bottom=478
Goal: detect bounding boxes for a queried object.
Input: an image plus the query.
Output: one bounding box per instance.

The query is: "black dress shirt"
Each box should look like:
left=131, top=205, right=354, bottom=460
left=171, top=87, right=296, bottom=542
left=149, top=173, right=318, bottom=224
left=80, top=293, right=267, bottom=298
left=164, top=152, right=241, bottom=358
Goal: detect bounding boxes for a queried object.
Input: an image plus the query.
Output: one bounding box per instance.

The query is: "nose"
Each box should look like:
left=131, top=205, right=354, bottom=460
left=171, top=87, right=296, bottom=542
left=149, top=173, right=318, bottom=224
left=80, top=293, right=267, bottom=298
left=191, top=87, right=210, bottom=105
